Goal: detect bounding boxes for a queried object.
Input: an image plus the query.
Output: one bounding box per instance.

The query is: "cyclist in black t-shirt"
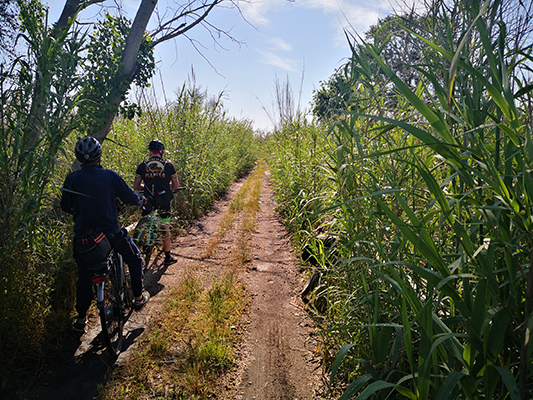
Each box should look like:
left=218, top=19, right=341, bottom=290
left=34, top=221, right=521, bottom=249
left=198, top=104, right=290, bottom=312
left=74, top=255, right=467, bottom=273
left=61, top=137, right=150, bottom=332
left=134, top=139, right=180, bottom=265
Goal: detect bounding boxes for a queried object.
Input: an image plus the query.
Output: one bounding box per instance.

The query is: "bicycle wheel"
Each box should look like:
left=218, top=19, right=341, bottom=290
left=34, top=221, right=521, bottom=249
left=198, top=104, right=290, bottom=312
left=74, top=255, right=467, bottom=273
left=99, top=253, right=125, bottom=357
left=142, top=244, right=153, bottom=268
left=133, top=217, right=154, bottom=269
left=118, top=254, right=135, bottom=319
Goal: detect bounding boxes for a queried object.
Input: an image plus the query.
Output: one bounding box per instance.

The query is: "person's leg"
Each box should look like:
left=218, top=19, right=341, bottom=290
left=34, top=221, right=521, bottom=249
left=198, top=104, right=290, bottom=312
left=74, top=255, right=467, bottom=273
left=72, top=256, right=92, bottom=331
left=160, top=219, right=171, bottom=252
left=159, top=208, right=176, bottom=265
left=110, top=229, right=149, bottom=309
left=75, top=267, right=92, bottom=317
left=110, top=229, right=144, bottom=297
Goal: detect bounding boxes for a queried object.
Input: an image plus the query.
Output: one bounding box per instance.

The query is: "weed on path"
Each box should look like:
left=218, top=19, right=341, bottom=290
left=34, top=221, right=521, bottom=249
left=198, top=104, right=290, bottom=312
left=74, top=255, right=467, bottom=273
left=15, top=164, right=325, bottom=400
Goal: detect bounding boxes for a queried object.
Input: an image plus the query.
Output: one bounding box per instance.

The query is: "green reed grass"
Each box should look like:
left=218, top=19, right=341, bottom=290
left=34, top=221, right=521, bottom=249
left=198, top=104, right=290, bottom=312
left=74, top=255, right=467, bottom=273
left=0, top=2, right=84, bottom=392
left=267, top=1, right=533, bottom=399
left=1, top=72, right=259, bottom=396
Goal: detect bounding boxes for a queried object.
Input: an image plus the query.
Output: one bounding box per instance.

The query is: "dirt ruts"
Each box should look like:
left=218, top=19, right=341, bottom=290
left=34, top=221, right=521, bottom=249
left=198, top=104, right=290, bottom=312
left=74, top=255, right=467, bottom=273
left=15, top=168, right=325, bottom=400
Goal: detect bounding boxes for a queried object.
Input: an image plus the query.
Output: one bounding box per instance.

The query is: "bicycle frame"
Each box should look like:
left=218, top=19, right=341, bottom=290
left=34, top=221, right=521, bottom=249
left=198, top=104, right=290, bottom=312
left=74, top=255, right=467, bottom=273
left=132, top=186, right=185, bottom=268
left=134, top=210, right=161, bottom=247
left=91, top=250, right=133, bottom=357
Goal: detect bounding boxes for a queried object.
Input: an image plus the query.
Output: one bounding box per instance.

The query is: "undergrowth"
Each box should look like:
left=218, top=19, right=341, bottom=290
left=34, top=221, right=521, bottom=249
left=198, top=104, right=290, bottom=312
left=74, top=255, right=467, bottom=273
left=98, top=160, right=265, bottom=399
left=99, top=272, right=245, bottom=399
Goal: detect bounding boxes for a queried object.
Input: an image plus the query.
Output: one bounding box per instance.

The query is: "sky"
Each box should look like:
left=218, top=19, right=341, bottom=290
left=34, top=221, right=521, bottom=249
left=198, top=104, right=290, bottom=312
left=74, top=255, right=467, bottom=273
left=46, top=0, right=408, bottom=132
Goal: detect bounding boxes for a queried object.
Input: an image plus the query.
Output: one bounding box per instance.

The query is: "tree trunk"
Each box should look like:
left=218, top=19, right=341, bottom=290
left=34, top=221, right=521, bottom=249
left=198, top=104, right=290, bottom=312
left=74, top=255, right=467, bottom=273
left=54, top=0, right=81, bottom=32
left=25, top=0, right=82, bottom=149
left=93, top=0, right=158, bottom=144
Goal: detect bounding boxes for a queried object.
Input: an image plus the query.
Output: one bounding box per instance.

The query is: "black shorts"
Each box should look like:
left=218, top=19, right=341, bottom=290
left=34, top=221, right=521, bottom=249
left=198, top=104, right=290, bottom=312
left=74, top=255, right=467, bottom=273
left=142, top=202, right=171, bottom=219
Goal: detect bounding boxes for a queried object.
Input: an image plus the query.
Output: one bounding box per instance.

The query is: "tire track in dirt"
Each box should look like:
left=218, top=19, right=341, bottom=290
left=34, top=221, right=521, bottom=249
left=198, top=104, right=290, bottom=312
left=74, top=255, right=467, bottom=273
left=220, top=169, right=324, bottom=399
left=15, top=168, right=325, bottom=400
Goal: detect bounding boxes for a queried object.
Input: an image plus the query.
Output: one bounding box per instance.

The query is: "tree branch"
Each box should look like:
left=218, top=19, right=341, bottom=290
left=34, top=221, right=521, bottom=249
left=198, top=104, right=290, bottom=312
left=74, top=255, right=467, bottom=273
left=150, top=0, right=229, bottom=47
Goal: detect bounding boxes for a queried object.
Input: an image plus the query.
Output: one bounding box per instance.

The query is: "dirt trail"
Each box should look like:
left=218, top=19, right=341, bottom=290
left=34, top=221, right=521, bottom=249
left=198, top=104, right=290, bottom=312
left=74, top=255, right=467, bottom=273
left=15, top=168, right=324, bottom=400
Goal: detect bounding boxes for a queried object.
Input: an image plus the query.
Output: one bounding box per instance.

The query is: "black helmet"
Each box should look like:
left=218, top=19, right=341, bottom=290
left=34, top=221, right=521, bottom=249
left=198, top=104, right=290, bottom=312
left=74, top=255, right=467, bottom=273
left=148, top=140, right=165, bottom=151
left=75, top=137, right=102, bottom=164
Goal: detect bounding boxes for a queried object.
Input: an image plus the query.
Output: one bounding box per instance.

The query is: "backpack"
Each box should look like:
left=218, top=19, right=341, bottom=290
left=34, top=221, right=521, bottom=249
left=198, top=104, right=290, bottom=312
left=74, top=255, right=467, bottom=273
left=151, top=176, right=173, bottom=207
left=144, top=159, right=173, bottom=208
left=74, top=230, right=112, bottom=270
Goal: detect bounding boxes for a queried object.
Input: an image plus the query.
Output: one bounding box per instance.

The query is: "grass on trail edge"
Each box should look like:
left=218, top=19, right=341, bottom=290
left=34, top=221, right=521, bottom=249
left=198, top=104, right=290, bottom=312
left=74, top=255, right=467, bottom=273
left=99, top=162, right=266, bottom=400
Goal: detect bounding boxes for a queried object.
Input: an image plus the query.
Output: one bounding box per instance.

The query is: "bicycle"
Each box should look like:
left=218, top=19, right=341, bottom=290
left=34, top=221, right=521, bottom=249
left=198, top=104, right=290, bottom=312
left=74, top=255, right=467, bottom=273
left=131, top=187, right=185, bottom=269
left=90, top=248, right=134, bottom=357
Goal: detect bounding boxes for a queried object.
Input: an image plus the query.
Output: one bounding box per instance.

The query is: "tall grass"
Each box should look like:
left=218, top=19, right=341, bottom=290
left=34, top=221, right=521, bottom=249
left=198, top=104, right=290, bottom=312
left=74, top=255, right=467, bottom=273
left=1, top=74, right=258, bottom=397
left=107, top=83, right=259, bottom=223
left=266, top=119, right=335, bottom=239
left=267, top=1, right=533, bottom=398
left=0, top=1, right=83, bottom=391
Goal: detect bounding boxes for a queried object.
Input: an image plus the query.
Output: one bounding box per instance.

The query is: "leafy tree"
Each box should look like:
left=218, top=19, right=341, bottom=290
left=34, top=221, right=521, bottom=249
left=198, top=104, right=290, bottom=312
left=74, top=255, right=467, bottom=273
left=77, top=14, right=155, bottom=135
left=312, top=13, right=427, bottom=122
left=22, top=0, right=245, bottom=150
left=0, top=0, right=19, bottom=58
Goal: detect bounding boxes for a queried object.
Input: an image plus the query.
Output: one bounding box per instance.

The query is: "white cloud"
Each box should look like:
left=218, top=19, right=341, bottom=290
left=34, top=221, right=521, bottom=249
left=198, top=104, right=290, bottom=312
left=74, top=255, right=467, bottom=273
left=239, top=0, right=398, bottom=35
left=303, top=0, right=393, bottom=40
left=268, top=37, right=292, bottom=51
left=240, top=0, right=280, bottom=26
left=258, top=50, right=298, bottom=71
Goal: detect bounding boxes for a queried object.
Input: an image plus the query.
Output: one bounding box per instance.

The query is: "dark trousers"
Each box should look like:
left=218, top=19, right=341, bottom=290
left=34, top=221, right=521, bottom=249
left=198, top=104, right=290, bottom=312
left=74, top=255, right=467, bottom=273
left=75, top=229, right=144, bottom=318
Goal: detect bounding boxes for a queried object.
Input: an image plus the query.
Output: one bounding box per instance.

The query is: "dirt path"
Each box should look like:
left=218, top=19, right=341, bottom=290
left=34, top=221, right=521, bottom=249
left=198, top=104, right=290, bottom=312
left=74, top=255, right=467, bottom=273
left=217, top=170, right=324, bottom=399
left=15, top=168, right=325, bottom=400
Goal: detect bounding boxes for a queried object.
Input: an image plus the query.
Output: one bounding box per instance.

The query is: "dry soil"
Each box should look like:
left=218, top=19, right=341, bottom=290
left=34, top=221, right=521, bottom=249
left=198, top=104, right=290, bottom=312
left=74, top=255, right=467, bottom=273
left=15, top=168, right=326, bottom=400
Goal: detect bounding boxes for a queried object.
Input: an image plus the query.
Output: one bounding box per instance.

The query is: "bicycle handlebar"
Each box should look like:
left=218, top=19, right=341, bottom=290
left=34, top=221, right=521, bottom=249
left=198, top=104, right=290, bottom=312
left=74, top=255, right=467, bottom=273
left=137, top=187, right=186, bottom=210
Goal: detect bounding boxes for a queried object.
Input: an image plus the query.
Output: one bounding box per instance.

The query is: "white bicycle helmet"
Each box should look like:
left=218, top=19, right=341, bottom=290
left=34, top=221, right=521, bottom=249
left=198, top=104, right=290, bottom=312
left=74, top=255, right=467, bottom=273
left=75, top=137, right=102, bottom=164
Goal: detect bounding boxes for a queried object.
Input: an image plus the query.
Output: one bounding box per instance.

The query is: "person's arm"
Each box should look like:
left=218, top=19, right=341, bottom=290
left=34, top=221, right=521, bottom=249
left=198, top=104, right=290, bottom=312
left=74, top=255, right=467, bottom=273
left=133, top=175, right=144, bottom=191
left=170, top=175, right=180, bottom=190
left=167, top=161, right=179, bottom=189
left=133, top=163, right=145, bottom=192
left=114, top=172, right=145, bottom=206
left=60, top=178, right=74, bottom=214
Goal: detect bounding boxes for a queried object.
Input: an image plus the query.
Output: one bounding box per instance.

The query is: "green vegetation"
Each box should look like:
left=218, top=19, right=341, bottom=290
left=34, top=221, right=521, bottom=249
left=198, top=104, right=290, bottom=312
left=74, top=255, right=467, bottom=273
left=267, top=1, right=533, bottom=398
left=99, top=271, right=246, bottom=400
left=0, top=71, right=258, bottom=395
left=5, top=0, right=533, bottom=398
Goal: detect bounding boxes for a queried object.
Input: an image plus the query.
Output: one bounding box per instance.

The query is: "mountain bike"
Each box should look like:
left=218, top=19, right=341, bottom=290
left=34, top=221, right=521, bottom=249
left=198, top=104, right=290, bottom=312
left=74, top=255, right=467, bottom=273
left=131, top=187, right=185, bottom=269
left=91, top=248, right=134, bottom=357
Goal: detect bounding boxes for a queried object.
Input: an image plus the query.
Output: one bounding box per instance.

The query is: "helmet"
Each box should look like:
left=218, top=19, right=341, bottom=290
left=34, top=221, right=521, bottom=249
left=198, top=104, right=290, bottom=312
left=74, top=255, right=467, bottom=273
left=75, top=137, right=102, bottom=164
left=148, top=140, right=165, bottom=151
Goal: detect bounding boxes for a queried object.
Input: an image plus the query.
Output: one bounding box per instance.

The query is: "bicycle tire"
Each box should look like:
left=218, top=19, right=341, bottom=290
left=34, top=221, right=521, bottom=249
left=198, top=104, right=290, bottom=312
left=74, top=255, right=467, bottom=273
left=143, top=244, right=153, bottom=269
left=133, top=217, right=155, bottom=270
left=99, top=252, right=126, bottom=357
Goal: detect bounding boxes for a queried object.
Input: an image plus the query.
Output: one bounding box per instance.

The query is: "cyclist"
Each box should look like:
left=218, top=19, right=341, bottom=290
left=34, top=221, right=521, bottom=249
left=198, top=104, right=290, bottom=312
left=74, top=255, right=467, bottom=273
left=133, top=139, right=180, bottom=265
left=61, top=137, right=150, bottom=333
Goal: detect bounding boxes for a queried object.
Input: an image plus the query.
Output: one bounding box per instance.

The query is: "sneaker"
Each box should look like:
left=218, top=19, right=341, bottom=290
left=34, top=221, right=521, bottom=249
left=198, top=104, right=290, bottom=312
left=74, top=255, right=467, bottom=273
left=134, top=290, right=150, bottom=311
left=164, top=255, right=177, bottom=265
left=73, top=317, right=87, bottom=333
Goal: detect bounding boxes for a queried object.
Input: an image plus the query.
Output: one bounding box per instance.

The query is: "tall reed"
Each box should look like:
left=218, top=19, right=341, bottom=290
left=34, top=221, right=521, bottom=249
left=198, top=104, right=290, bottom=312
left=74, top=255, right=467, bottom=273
left=0, top=1, right=84, bottom=391
left=108, top=83, right=259, bottom=223
left=267, top=1, right=533, bottom=398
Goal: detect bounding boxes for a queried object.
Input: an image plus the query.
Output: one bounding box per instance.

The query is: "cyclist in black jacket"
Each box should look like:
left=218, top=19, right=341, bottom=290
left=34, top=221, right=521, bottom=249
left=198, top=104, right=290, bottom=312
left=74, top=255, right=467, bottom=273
left=61, top=137, right=150, bottom=332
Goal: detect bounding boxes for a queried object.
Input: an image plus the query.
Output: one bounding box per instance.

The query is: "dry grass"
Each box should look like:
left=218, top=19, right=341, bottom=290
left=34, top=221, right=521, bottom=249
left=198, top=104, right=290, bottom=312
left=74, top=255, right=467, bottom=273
left=98, top=161, right=266, bottom=400
left=202, top=161, right=265, bottom=260
left=99, top=270, right=246, bottom=400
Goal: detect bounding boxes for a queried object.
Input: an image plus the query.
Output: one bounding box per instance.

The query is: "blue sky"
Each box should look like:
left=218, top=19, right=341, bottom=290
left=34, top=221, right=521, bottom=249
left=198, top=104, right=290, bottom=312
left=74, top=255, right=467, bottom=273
left=46, top=0, right=406, bottom=132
